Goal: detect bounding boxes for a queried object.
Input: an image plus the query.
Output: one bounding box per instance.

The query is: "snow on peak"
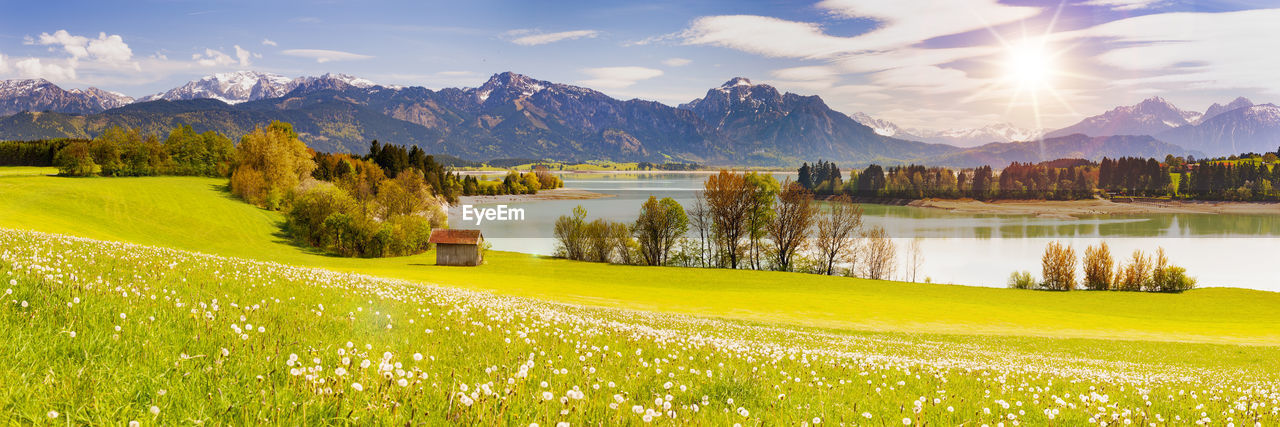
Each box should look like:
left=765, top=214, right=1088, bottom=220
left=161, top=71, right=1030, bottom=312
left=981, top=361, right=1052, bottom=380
left=720, top=77, right=753, bottom=89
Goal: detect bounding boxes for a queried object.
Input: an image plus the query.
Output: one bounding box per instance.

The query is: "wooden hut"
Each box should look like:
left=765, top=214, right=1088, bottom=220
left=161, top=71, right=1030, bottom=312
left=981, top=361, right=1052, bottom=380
left=428, top=229, right=484, bottom=266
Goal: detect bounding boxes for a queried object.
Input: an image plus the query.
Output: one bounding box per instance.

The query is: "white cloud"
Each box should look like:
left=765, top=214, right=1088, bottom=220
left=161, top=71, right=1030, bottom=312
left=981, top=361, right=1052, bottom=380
left=1054, top=8, right=1280, bottom=94
left=661, top=57, right=692, bottom=67
left=1078, top=0, right=1167, bottom=11
left=32, top=30, right=134, bottom=65
left=193, top=48, right=242, bottom=67
left=683, top=1, right=1037, bottom=59
left=0, top=53, right=8, bottom=74
left=578, top=66, right=663, bottom=89
left=814, top=0, right=1039, bottom=50
left=233, top=45, right=252, bottom=66
left=15, top=58, right=76, bottom=80
left=505, top=29, right=599, bottom=46
left=771, top=65, right=837, bottom=81
left=281, top=49, right=374, bottom=63
left=436, top=70, right=475, bottom=77
left=261, top=38, right=278, bottom=47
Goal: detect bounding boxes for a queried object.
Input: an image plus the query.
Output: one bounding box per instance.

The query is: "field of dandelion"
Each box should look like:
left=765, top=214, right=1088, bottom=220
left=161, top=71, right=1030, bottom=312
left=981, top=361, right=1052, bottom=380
left=4, top=229, right=1280, bottom=425
left=2, top=169, right=1280, bottom=424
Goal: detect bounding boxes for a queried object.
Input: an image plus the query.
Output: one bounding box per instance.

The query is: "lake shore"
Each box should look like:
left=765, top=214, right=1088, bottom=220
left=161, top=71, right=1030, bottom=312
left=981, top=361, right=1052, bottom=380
left=910, top=198, right=1280, bottom=218
left=458, top=187, right=614, bottom=204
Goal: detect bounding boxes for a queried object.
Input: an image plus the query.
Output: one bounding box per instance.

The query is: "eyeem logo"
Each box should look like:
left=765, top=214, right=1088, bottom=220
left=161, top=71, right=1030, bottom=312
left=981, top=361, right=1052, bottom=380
left=461, top=204, right=525, bottom=225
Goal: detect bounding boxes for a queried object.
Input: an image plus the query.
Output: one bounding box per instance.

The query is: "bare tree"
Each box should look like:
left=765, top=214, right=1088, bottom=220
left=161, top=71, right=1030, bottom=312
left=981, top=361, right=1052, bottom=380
left=860, top=225, right=896, bottom=280
left=906, top=237, right=924, bottom=282
left=814, top=195, right=863, bottom=275
left=687, top=193, right=711, bottom=268
left=767, top=181, right=817, bottom=271
left=704, top=170, right=754, bottom=269
left=1041, top=241, right=1077, bottom=291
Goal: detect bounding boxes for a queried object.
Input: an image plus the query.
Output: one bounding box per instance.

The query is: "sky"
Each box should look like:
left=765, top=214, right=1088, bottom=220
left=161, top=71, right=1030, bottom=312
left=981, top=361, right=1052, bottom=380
left=0, top=0, right=1276, bottom=131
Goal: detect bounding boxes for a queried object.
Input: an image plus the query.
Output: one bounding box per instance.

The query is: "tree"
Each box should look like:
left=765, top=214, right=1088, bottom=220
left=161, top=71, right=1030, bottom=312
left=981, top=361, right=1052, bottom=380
left=229, top=121, right=316, bottom=210
left=1116, top=250, right=1152, bottom=291
left=1040, top=241, right=1077, bottom=291
left=704, top=171, right=754, bottom=269
left=1082, top=242, right=1114, bottom=290
left=554, top=205, right=589, bottom=261
left=905, top=237, right=924, bottom=282
left=634, top=196, right=689, bottom=266
left=53, top=141, right=96, bottom=176
left=859, top=226, right=895, bottom=280
left=814, top=195, right=863, bottom=275
left=767, top=181, right=817, bottom=271
left=687, top=193, right=712, bottom=268
left=744, top=172, right=779, bottom=270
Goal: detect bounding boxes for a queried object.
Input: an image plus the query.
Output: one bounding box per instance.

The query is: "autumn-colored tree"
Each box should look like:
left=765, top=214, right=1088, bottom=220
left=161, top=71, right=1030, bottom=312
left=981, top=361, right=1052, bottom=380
left=704, top=170, right=754, bottom=269
left=767, top=181, right=816, bottom=271
left=1082, top=242, right=1115, bottom=290
left=1040, top=241, right=1077, bottom=291
left=1116, top=249, right=1152, bottom=291
left=229, top=121, right=316, bottom=210
left=814, top=195, right=863, bottom=275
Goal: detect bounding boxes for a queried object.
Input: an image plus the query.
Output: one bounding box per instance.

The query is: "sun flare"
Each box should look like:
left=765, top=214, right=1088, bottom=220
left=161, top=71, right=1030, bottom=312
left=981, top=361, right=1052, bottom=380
left=1006, top=39, right=1054, bottom=89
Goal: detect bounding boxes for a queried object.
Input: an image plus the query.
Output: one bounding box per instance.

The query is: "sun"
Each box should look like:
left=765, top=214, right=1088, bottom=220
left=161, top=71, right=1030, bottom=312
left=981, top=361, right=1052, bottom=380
left=1005, top=39, right=1054, bottom=89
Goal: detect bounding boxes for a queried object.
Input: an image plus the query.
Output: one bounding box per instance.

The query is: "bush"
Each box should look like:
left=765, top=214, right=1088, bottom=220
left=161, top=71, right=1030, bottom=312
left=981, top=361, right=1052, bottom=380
left=1008, top=271, right=1036, bottom=289
left=53, top=141, right=96, bottom=177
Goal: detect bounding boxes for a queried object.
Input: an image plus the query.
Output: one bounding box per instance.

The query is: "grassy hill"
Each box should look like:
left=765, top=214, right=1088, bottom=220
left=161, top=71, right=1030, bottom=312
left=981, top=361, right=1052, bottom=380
left=2, top=168, right=1279, bottom=346
left=3, top=167, right=1279, bottom=423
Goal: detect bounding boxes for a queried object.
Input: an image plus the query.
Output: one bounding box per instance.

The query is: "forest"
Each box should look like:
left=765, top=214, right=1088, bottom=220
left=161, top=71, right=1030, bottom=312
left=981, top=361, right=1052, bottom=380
left=799, top=150, right=1280, bottom=202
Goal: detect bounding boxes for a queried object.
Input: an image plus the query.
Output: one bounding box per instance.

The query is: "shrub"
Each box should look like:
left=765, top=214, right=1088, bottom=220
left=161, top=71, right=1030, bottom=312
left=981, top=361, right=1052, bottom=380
left=1008, top=271, right=1036, bottom=289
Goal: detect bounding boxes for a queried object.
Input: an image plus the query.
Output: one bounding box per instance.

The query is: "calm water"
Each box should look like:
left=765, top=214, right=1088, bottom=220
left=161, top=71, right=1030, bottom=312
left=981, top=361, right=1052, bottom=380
left=449, top=173, right=1280, bottom=291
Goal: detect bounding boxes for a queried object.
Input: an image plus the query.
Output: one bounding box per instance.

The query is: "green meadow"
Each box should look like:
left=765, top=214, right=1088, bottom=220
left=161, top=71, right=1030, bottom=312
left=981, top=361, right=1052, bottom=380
left=2, top=169, right=1278, bottom=346
left=3, top=167, right=1280, bottom=424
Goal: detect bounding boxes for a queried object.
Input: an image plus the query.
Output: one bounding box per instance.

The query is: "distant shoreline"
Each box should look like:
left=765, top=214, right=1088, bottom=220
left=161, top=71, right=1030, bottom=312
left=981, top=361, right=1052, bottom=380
left=910, top=198, right=1280, bottom=218
left=457, top=187, right=614, bottom=204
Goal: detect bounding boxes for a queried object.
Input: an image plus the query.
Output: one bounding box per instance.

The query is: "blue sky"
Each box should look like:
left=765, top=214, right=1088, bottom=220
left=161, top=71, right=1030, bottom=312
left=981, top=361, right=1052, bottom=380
left=1, top=0, right=1276, bottom=130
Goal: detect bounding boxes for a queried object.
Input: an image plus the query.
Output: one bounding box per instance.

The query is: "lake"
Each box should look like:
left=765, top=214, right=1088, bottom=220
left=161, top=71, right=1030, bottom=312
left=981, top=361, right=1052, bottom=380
left=449, top=173, right=1280, bottom=291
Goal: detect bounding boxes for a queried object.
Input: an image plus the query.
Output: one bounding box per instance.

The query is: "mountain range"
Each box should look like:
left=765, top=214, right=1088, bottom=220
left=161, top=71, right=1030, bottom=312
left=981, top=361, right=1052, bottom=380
left=0, top=71, right=1272, bottom=166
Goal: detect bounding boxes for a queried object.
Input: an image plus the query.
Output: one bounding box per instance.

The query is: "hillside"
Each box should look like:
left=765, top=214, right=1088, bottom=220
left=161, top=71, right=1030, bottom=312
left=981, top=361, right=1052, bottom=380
left=1, top=170, right=1277, bottom=345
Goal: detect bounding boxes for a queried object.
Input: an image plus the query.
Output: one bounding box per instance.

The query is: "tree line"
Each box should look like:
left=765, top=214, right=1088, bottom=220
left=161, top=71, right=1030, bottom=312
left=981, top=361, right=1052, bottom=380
left=553, top=170, right=911, bottom=281
left=1009, top=241, right=1196, bottom=292
left=799, top=149, right=1280, bottom=202
left=46, top=125, right=235, bottom=178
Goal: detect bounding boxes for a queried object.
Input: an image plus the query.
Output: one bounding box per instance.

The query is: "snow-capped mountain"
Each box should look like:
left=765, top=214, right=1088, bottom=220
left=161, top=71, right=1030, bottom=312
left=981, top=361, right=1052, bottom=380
left=1046, top=96, right=1202, bottom=139
left=848, top=112, right=913, bottom=138
left=140, top=71, right=387, bottom=105
left=1161, top=103, right=1280, bottom=156
left=0, top=79, right=133, bottom=115
left=849, top=112, right=1043, bottom=147
left=1198, top=97, right=1254, bottom=124
left=140, top=71, right=296, bottom=104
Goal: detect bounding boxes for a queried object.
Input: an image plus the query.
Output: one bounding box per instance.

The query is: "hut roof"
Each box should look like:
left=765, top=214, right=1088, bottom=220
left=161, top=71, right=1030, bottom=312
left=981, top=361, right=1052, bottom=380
left=429, top=229, right=483, bottom=245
